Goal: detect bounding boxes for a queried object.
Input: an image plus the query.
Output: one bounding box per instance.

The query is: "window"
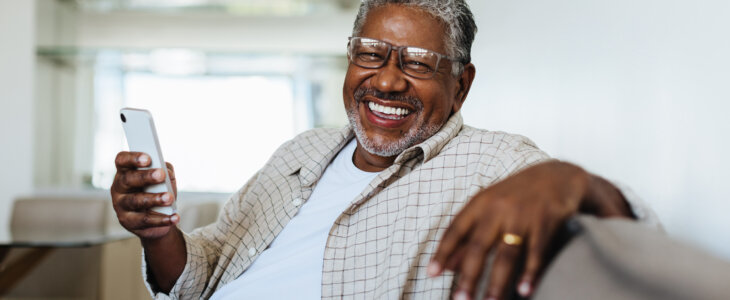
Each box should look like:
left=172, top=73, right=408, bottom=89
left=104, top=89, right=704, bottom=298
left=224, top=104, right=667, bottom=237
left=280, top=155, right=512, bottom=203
left=91, top=51, right=347, bottom=192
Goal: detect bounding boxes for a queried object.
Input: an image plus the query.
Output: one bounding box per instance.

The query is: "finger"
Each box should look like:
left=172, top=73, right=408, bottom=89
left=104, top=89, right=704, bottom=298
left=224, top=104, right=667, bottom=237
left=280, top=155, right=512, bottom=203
left=444, top=244, right=467, bottom=271
left=166, top=162, right=177, bottom=197
left=484, top=236, right=525, bottom=300
left=165, top=162, right=175, bottom=181
left=452, top=224, right=500, bottom=300
left=429, top=206, right=479, bottom=276
left=597, top=200, right=625, bottom=217
left=121, top=211, right=179, bottom=230
left=117, top=192, right=174, bottom=212
left=116, top=168, right=166, bottom=192
left=516, top=217, right=557, bottom=298
left=115, top=151, right=152, bottom=170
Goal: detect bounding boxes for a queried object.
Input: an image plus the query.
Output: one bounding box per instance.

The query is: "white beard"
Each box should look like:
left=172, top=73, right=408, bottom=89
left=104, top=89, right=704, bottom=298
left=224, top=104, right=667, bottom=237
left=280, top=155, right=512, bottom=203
left=346, top=104, right=442, bottom=157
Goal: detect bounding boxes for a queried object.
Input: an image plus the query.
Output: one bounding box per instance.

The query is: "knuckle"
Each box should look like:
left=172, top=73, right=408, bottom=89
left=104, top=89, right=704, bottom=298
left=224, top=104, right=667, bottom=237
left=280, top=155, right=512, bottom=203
left=467, top=240, right=487, bottom=254
left=115, top=152, right=125, bottom=166
left=118, top=173, right=131, bottom=189
left=450, top=218, right=473, bottom=235
left=130, top=194, right=143, bottom=210
left=118, top=214, right=131, bottom=227
left=498, top=245, right=520, bottom=261
left=486, top=197, right=508, bottom=212
left=460, top=264, right=480, bottom=280
left=115, top=194, right=131, bottom=209
left=142, top=194, right=151, bottom=207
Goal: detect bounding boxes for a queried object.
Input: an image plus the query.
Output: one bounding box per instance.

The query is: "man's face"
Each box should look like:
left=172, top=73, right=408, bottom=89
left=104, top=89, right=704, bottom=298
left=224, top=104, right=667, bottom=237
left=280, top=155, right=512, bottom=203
left=343, top=4, right=466, bottom=157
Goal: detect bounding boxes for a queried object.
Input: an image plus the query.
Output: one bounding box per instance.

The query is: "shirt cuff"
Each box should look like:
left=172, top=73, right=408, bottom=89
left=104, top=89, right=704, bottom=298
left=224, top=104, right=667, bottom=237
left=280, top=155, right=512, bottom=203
left=141, top=230, right=209, bottom=300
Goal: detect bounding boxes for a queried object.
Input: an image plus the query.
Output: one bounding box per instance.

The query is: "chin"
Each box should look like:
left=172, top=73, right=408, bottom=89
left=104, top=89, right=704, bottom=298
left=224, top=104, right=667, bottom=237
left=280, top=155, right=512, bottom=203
left=347, top=107, right=441, bottom=157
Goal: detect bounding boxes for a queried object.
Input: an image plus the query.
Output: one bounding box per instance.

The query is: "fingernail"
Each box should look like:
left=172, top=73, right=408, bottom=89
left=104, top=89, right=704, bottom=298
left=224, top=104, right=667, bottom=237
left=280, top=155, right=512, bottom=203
left=427, top=262, right=441, bottom=277
left=138, top=155, right=150, bottom=164
left=153, top=169, right=163, bottom=180
left=161, top=193, right=171, bottom=203
left=171, top=215, right=179, bottom=222
left=518, top=281, right=532, bottom=297
left=454, top=291, right=469, bottom=300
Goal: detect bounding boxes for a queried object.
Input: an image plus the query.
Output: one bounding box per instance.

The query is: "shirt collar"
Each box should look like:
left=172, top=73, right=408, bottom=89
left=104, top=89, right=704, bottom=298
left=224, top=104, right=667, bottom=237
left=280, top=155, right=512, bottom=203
left=290, top=126, right=354, bottom=187
left=393, top=112, right=464, bottom=165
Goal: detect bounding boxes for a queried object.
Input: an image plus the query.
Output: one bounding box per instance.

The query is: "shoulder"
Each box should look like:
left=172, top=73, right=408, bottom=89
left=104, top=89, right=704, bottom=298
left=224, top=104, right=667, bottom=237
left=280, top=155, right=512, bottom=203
left=440, top=125, right=551, bottom=175
left=447, top=125, right=545, bottom=155
left=266, top=127, right=345, bottom=156
left=264, top=127, right=348, bottom=171
left=275, top=127, right=346, bottom=155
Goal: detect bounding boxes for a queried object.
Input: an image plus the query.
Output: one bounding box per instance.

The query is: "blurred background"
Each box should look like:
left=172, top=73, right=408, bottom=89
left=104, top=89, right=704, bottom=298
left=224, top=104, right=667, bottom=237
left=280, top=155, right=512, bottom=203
left=1, top=0, right=729, bottom=297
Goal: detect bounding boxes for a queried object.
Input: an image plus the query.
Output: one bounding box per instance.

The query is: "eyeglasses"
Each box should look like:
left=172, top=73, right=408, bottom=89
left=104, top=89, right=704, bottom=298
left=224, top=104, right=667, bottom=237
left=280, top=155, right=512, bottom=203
left=347, top=37, right=461, bottom=79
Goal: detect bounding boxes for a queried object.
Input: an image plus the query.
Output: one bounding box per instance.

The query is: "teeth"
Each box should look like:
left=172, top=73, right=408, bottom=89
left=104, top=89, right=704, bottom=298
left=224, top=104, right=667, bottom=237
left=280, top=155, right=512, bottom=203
left=367, top=102, right=411, bottom=116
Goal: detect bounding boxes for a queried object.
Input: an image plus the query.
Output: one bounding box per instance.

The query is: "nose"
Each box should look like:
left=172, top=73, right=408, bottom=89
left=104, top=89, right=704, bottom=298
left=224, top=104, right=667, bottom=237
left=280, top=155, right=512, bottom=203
left=371, top=50, right=408, bottom=93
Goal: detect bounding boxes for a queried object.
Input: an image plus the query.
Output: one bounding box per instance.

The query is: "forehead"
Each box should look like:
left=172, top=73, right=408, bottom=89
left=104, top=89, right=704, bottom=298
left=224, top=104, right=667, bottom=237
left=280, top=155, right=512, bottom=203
left=359, top=4, right=448, bottom=54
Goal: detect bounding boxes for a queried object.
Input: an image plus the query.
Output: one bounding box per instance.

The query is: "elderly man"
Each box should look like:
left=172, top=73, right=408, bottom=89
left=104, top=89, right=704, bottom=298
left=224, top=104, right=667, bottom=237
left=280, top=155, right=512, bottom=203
left=111, top=1, right=656, bottom=299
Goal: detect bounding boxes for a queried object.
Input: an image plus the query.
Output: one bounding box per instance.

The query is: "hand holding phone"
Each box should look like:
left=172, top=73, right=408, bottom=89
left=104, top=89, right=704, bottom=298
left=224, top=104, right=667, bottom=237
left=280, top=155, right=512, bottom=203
left=119, top=108, right=177, bottom=215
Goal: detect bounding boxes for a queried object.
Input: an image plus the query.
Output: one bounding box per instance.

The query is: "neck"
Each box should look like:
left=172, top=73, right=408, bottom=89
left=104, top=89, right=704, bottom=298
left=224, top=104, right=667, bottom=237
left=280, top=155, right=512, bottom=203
left=352, top=141, right=396, bottom=172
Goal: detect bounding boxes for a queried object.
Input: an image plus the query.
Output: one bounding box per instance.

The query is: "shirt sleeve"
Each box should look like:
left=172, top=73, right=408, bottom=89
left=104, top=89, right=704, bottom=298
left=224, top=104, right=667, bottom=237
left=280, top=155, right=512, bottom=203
left=486, top=133, right=662, bottom=229
left=141, top=171, right=261, bottom=300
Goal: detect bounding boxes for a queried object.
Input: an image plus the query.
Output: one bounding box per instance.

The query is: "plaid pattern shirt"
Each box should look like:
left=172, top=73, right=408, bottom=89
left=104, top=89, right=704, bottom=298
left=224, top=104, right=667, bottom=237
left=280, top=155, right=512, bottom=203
left=144, top=112, right=657, bottom=299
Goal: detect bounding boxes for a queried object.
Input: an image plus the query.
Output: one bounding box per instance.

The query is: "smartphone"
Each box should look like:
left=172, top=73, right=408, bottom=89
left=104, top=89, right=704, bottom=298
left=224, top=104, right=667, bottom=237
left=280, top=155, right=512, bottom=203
left=119, top=108, right=176, bottom=215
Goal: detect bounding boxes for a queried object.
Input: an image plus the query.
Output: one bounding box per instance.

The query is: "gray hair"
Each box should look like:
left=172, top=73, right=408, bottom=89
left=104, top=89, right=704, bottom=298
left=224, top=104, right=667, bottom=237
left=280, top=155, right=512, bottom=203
left=351, top=0, right=477, bottom=77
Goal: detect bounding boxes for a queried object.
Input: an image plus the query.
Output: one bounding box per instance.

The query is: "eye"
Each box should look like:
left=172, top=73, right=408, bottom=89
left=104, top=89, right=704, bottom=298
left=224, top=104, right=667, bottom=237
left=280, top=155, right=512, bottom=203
left=357, top=52, right=384, bottom=62
left=403, top=60, right=433, bottom=73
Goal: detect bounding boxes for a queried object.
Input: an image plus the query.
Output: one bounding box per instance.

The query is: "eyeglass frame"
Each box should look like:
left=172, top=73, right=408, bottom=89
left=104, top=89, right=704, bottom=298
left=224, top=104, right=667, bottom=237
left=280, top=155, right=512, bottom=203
left=347, top=36, right=465, bottom=79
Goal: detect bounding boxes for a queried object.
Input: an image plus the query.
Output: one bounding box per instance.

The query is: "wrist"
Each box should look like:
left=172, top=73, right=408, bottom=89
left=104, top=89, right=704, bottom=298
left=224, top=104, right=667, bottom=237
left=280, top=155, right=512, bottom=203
left=141, top=226, right=181, bottom=248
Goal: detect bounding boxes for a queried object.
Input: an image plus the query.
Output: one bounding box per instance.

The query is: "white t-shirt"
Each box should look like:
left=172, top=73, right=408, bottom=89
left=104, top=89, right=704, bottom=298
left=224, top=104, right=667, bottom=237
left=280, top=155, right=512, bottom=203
left=210, top=139, right=379, bottom=300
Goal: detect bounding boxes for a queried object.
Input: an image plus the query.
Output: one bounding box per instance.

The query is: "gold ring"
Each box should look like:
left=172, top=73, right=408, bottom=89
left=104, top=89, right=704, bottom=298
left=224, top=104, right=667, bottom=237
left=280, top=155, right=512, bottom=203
left=502, top=233, right=523, bottom=246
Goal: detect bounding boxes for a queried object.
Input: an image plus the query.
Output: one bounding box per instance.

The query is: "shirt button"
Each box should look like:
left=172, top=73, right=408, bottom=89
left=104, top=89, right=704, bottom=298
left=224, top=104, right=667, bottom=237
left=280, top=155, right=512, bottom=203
left=248, top=247, right=257, bottom=257
left=292, top=198, right=303, bottom=206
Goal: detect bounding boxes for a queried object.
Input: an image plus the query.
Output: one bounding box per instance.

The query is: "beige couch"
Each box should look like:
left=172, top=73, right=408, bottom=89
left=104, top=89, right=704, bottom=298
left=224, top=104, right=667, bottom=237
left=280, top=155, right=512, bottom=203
left=3, top=191, right=224, bottom=300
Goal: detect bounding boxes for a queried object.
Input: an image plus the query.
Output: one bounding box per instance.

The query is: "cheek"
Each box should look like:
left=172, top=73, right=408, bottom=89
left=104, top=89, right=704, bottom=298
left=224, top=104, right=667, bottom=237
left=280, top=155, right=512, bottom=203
left=419, top=89, right=454, bottom=119
left=343, top=68, right=359, bottom=108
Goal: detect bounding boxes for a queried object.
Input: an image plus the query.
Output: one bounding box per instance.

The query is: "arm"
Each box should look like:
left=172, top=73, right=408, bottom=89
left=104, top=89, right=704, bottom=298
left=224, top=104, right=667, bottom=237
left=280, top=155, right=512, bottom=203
left=142, top=227, right=187, bottom=293
left=430, top=160, right=655, bottom=300
left=113, top=151, right=263, bottom=298
left=110, top=152, right=185, bottom=293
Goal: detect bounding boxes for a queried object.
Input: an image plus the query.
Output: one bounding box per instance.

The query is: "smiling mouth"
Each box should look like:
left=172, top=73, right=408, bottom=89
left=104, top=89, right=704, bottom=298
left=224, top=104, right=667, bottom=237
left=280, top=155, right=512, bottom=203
left=366, top=101, right=413, bottom=120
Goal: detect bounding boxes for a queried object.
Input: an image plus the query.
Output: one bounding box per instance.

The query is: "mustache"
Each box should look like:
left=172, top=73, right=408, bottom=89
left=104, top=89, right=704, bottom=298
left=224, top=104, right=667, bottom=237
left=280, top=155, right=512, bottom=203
left=353, top=87, right=423, bottom=111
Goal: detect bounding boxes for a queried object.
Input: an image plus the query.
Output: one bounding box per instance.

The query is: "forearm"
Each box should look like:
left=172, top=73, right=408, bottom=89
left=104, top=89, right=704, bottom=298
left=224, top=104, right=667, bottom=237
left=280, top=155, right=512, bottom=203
left=141, top=227, right=187, bottom=293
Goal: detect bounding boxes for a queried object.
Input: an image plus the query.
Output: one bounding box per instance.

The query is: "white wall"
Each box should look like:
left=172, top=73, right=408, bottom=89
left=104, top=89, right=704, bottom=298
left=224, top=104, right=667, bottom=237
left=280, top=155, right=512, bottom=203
left=32, top=3, right=356, bottom=189
left=41, top=10, right=356, bottom=55
left=22, top=0, right=730, bottom=261
left=464, top=0, right=730, bottom=259
left=0, top=0, right=35, bottom=229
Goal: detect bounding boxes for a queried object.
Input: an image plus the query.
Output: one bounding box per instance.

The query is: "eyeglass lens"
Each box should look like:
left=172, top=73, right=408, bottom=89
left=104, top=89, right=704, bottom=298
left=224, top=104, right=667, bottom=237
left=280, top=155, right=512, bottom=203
left=349, top=37, right=441, bottom=79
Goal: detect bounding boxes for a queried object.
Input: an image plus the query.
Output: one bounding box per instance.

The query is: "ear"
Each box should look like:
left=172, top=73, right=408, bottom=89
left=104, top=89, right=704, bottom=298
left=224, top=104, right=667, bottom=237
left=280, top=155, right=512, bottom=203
left=451, top=63, right=476, bottom=113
